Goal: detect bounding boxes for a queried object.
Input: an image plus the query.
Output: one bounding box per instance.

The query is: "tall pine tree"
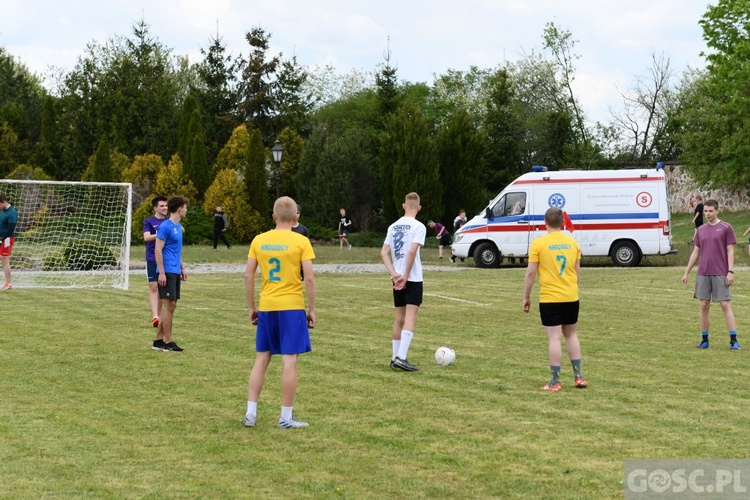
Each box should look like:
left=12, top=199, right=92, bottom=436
left=245, top=128, right=269, bottom=220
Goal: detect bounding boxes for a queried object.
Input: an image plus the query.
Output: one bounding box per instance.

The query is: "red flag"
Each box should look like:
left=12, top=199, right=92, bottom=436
left=562, top=211, right=574, bottom=233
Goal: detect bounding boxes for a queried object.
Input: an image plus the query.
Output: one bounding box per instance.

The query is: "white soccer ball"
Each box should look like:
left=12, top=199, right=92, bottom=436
left=434, top=346, right=456, bottom=366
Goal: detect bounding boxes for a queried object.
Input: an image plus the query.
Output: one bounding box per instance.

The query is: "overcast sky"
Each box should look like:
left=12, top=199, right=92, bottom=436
left=2, top=0, right=711, bottom=124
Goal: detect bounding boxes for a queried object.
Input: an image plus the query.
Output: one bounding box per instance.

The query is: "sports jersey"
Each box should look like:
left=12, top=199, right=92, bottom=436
left=695, top=220, right=736, bottom=276
left=156, top=218, right=183, bottom=274
left=0, top=204, right=18, bottom=239
left=384, top=216, right=426, bottom=282
left=143, top=215, right=167, bottom=262
left=528, top=231, right=581, bottom=303
left=249, top=229, right=315, bottom=311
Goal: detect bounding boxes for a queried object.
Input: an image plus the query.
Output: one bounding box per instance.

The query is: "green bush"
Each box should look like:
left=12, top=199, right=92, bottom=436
left=347, top=231, right=387, bottom=248
left=183, top=205, right=214, bottom=244
left=302, top=218, right=338, bottom=241
left=45, top=239, right=118, bottom=271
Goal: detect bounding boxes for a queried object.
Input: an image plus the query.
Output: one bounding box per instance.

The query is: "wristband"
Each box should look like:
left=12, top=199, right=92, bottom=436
left=728, top=270, right=734, bottom=274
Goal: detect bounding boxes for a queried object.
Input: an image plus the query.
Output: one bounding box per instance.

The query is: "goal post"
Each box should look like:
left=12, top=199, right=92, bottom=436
left=0, top=179, right=132, bottom=289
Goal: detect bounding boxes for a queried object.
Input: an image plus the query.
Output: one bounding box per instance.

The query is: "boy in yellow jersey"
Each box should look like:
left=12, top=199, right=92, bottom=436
left=522, top=207, right=587, bottom=391
left=243, top=197, right=316, bottom=428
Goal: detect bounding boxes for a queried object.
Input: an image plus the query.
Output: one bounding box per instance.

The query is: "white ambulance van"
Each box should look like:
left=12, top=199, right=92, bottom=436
left=451, top=166, right=675, bottom=267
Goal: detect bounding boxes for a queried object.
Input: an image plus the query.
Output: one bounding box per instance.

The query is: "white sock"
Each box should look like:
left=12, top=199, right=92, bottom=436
left=392, top=340, right=401, bottom=360
left=246, top=401, right=257, bottom=417
left=281, top=406, right=293, bottom=421
left=397, top=330, right=413, bottom=359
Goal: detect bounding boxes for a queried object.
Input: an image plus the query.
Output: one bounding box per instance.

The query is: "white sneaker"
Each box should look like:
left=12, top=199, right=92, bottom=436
left=348, top=244, right=352, bottom=250
left=243, top=414, right=256, bottom=427
left=277, top=416, right=309, bottom=429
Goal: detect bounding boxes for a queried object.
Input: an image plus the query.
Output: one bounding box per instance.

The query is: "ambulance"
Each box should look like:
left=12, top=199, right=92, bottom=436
left=451, top=166, right=676, bottom=267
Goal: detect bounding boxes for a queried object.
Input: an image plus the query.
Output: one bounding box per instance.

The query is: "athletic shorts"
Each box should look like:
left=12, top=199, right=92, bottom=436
left=539, top=301, right=579, bottom=327
left=158, top=273, right=181, bottom=300
left=146, top=260, right=158, bottom=283
left=393, top=281, right=423, bottom=307
left=439, top=234, right=452, bottom=246
left=695, top=275, right=732, bottom=302
left=0, top=237, right=15, bottom=257
left=339, top=229, right=348, bottom=236
left=255, top=310, right=311, bottom=355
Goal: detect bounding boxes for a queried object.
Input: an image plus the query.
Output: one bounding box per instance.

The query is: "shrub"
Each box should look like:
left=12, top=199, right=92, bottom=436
left=46, top=239, right=118, bottom=271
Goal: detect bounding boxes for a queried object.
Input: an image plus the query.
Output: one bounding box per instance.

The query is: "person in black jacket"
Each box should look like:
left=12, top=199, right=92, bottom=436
left=213, top=205, right=232, bottom=250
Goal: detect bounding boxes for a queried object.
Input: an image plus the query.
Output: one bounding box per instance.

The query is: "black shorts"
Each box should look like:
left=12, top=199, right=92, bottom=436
left=439, top=234, right=451, bottom=246
left=393, top=281, right=423, bottom=307
left=158, top=273, right=181, bottom=300
left=539, top=301, right=579, bottom=327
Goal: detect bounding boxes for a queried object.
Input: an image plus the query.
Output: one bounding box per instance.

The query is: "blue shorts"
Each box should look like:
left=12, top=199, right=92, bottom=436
left=256, top=310, right=311, bottom=355
left=147, top=261, right=158, bottom=283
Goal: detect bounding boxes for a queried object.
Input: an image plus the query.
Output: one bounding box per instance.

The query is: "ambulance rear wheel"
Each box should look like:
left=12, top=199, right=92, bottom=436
left=475, top=242, right=500, bottom=268
left=611, top=241, right=640, bottom=267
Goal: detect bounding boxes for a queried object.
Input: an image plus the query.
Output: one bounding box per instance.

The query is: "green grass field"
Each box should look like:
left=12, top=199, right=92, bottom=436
left=2, top=210, right=749, bottom=498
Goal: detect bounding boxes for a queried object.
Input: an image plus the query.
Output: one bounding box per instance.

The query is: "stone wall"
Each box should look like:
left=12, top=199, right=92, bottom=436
left=664, top=165, right=750, bottom=213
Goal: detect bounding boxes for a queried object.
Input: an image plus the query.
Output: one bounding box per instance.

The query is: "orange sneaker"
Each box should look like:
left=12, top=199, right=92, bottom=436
left=1, top=283, right=12, bottom=290
left=540, top=382, right=562, bottom=391
left=575, top=377, right=588, bottom=388
left=152, top=317, right=159, bottom=328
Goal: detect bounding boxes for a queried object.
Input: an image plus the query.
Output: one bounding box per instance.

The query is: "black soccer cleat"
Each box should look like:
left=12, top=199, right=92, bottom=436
left=391, top=357, right=419, bottom=372
left=163, top=341, right=184, bottom=352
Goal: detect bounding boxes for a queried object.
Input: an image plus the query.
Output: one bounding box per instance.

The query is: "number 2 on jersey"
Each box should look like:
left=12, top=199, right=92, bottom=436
left=555, top=254, right=567, bottom=275
left=269, top=257, right=281, bottom=281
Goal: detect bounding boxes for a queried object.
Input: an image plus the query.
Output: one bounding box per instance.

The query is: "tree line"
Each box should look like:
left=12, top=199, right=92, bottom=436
left=1, top=1, right=748, bottom=241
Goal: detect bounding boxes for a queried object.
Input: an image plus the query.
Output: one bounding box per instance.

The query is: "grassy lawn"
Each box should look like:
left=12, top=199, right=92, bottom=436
left=2, top=261, right=748, bottom=497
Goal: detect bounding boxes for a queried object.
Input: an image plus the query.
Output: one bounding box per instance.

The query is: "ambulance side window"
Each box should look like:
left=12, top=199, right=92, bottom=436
left=491, top=193, right=526, bottom=217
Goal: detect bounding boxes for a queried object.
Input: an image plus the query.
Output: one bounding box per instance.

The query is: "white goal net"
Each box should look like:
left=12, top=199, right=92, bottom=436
left=0, top=180, right=132, bottom=289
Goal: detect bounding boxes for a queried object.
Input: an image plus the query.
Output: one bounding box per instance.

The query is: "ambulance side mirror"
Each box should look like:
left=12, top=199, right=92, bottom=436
left=484, top=207, right=492, bottom=219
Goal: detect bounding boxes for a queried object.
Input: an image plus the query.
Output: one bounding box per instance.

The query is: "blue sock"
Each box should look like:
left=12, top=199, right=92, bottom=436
left=571, top=359, right=582, bottom=379
left=701, top=331, right=709, bottom=342
left=729, top=330, right=737, bottom=343
left=549, top=365, right=561, bottom=385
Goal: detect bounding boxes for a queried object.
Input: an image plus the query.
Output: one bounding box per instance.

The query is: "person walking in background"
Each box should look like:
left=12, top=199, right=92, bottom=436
left=0, top=194, right=18, bottom=290
left=338, top=208, right=352, bottom=250
left=381, top=192, right=426, bottom=372
left=681, top=199, right=740, bottom=350
left=153, top=196, right=189, bottom=352
left=450, top=209, right=468, bottom=263
left=143, top=196, right=168, bottom=327
left=427, top=220, right=451, bottom=259
left=691, top=194, right=704, bottom=244
left=523, top=207, right=587, bottom=391
left=213, top=205, right=232, bottom=250
left=243, top=196, right=316, bottom=429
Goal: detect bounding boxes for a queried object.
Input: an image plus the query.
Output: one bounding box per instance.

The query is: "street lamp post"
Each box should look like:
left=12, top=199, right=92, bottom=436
left=271, top=141, right=284, bottom=200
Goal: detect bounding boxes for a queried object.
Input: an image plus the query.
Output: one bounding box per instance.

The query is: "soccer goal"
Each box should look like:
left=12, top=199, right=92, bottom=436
left=0, top=180, right=132, bottom=289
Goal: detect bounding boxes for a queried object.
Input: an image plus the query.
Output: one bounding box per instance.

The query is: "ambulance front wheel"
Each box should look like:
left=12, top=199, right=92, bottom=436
left=474, top=242, right=500, bottom=268
left=611, top=241, right=641, bottom=267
